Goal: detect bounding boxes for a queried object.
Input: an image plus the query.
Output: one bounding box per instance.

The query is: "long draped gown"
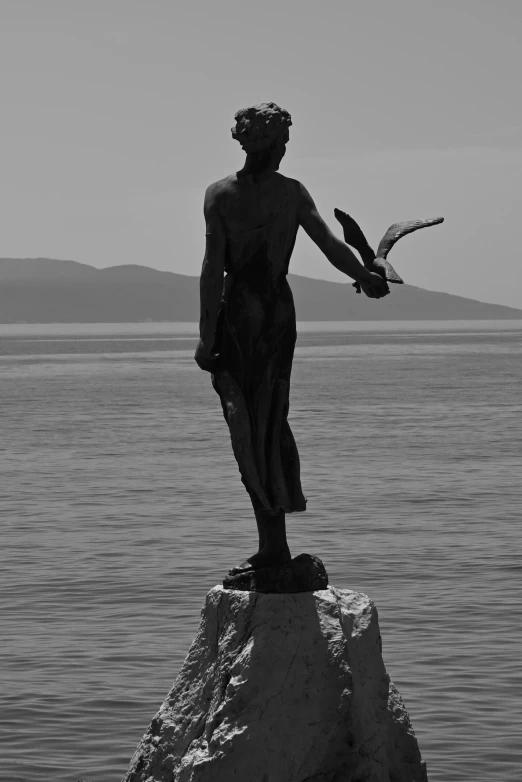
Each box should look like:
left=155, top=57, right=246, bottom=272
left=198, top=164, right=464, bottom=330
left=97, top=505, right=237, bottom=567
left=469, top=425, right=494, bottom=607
left=211, top=179, right=307, bottom=514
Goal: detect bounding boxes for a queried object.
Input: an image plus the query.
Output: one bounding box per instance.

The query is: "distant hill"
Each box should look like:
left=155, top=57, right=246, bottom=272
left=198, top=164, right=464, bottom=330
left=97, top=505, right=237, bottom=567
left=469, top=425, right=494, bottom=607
left=1, top=257, right=521, bottom=322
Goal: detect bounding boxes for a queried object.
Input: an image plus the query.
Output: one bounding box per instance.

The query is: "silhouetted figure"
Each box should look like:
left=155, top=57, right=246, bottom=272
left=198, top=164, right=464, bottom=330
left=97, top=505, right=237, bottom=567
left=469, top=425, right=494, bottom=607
left=195, top=102, right=389, bottom=573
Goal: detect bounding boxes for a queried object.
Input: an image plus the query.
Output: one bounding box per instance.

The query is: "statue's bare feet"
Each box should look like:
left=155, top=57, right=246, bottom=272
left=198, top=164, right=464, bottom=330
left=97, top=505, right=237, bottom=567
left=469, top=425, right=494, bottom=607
left=228, top=546, right=292, bottom=575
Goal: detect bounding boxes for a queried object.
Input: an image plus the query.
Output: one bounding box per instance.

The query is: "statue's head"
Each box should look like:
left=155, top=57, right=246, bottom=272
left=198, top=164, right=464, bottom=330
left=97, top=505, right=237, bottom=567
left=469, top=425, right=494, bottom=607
left=232, top=102, right=292, bottom=171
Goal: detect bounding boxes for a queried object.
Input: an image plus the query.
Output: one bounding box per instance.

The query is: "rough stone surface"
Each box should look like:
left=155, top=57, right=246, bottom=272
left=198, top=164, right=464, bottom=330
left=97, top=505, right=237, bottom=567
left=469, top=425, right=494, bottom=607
left=122, top=586, right=428, bottom=782
left=223, top=552, right=328, bottom=593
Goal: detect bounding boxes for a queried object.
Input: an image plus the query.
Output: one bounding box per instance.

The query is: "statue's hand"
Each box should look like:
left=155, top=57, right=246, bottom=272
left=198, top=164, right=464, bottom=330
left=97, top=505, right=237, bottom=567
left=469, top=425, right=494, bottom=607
left=358, top=270, right=390, bottom=299
left=194, top=338, right=220, bottom=372
left=352, top=258, right=391, bottom=295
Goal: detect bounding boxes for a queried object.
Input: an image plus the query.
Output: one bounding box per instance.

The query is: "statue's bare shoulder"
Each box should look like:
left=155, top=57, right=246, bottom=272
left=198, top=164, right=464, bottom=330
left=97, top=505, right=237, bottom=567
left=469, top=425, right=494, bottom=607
left=202, top=176, right=239, bottom=239
left=204, top=175, right=236, bottom=216
left=284, top=176, right=315, bottom=214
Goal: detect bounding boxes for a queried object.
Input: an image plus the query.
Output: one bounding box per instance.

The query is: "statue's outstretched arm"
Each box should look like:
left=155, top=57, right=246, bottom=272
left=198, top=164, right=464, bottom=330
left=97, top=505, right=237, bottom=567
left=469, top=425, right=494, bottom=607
left=296, top=182, right=389, bottom=299
left=195, top=184, right=226, bottom=371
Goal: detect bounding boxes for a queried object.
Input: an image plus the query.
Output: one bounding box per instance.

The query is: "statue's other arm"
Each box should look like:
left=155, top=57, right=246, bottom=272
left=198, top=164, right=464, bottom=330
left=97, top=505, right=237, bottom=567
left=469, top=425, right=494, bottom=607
left=296, top=182, right=389, bottom=299
left=195, top=184, right=226, bottom=371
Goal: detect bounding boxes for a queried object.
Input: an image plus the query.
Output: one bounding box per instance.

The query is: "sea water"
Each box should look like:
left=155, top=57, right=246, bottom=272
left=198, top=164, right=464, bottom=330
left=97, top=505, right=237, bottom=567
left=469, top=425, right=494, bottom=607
left=1, top=320, right=521, bottom=782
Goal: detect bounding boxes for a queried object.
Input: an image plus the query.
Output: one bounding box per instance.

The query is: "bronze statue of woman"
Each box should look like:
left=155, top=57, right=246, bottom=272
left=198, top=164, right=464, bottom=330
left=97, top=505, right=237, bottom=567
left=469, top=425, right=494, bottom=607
left=195, top=102, right=389, bottom=574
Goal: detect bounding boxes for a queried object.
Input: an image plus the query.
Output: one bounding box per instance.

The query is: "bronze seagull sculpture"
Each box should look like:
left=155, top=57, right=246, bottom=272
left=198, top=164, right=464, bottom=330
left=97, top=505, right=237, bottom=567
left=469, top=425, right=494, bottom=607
left=334, top=208, right=444, bottom=293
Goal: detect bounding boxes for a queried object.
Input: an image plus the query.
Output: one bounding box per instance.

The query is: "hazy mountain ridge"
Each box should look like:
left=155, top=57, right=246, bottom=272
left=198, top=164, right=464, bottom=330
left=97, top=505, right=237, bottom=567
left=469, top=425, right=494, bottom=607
left=1, top=257, right=521, bottom=322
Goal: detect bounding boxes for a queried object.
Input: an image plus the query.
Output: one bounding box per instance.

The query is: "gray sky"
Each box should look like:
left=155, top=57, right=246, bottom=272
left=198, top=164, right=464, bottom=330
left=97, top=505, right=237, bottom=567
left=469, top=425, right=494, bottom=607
left=1, top=0, right=521, bottom=307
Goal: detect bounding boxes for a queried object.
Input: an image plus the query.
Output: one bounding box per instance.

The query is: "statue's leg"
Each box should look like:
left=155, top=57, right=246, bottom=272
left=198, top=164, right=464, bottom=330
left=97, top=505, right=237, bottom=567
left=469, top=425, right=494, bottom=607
left=254, top=508, right=291, bottom=565
left=229, top=498, right=292, bottom=573
left=253, top=502, right=267, bottom=553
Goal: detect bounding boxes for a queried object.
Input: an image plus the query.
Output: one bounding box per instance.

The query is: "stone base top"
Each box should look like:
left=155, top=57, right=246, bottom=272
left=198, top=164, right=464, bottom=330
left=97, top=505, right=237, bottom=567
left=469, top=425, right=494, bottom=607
left=222, top=552, right=329, bottom=593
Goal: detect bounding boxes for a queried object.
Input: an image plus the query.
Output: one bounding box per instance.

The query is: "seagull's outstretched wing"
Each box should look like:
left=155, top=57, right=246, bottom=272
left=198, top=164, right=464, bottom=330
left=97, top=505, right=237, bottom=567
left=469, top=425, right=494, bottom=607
left=377, top=217, right=444, bottom=260
left=374, top=217, right=444, bottom=284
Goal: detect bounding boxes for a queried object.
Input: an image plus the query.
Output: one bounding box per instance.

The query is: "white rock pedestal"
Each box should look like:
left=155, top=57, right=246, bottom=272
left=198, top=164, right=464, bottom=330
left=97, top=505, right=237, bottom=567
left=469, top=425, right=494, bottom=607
left=122, top=586, right=428, bottom=782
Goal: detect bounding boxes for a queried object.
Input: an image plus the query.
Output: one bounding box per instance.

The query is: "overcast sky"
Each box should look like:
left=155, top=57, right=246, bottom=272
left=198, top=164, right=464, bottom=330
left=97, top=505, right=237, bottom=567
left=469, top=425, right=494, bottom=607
left=1, top=0, right=521, bottom=307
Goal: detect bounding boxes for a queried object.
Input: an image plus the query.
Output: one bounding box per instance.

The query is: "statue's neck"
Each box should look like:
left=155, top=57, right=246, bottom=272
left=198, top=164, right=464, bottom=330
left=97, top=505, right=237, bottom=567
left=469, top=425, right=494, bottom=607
left=239, top=151, right=278, bottom=182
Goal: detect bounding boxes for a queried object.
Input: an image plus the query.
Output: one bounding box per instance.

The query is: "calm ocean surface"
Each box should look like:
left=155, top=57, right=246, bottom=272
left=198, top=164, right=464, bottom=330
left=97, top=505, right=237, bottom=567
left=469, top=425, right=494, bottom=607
left=1, top=320, right=521, bottom=782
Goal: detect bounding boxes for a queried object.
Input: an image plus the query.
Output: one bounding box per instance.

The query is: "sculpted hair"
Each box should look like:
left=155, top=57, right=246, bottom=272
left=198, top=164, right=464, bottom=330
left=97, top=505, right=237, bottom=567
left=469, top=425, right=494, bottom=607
left=231, top=102, right=292, bottom=154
